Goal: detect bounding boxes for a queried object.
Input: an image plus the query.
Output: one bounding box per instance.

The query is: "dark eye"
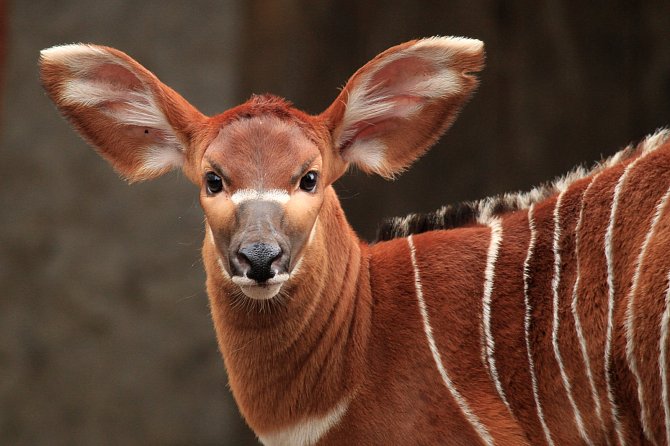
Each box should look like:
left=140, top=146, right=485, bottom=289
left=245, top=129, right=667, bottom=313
left=299, top=171, right=318, bottom=192
left=205, top=172, right=223, bottom=194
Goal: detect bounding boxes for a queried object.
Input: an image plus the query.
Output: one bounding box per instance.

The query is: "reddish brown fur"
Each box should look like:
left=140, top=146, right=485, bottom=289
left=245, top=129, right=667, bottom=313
left=39, top=46, right=207, bottom=182
left=490, top=211, right=539, bottom=441
left=40, top=38, right=670, bottom=445
left=634, top=206, right=670, bottom=443
left=204, top=187, right=371, bottom=434
left=575, top=164, right=622, bottom=443
left=552, top=179, right=597, bottom=438
left=527, top=196, right=582, bottom=444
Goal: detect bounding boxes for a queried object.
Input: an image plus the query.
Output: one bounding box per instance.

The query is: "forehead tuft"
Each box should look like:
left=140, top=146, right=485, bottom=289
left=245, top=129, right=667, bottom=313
left=224, top=94, right=307, bottom=125
left=213, top=114, right=315, bottom=152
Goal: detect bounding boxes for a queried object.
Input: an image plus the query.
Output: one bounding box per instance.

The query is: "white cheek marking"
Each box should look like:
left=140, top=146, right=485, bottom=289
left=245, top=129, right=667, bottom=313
left=216, top=257, right=231, bottom=280
left=258, top=397, right=350, bottom=446
left=288, top=217, right=318, bottom=281
left=207, top=222, right=230, bottom=280
left=308, top=217, right=319, bottom=245
left=231, top=189, right=290, bottom=205
left=205, top=222, right=215, bottom=245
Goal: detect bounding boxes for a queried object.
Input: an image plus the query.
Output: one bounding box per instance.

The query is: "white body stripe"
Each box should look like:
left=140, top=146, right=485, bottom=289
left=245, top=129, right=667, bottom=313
left=551, top=191, right=592, bottom=445
left=571, top=175, right=608, bottom=439
left=625, top=185, right=670, bottom=443
left=523, top=205, right=555, bottom=446
left=481, top=218, right=512, bottom=412
left=661, top=271, right=670, bottom=446
left=231, top=189, right=290, bottom=205
left=407, top=235, right=494, bottom=446
left=258, top=397, right=350, bottom=446
left=605, top=155, right=647, bottom=446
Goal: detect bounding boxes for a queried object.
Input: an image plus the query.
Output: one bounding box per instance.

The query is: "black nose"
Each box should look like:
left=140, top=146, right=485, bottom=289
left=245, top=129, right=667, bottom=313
left=237, top=243, right=282, bottom=282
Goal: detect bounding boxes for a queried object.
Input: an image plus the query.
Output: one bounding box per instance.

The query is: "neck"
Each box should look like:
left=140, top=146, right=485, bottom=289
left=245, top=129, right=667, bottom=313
left=203, top=186, right=372, bottom=435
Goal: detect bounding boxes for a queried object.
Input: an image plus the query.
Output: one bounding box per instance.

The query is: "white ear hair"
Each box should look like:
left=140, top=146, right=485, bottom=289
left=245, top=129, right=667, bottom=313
left=330, top=36, right=484, bottom=177
left=336, top=37, right=482, bottom=147
left=41, top=44, right=185, bottom=176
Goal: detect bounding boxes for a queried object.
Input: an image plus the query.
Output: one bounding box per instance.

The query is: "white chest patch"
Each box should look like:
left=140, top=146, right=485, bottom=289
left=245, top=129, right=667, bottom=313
left=257, top=397, right=350, bottom=446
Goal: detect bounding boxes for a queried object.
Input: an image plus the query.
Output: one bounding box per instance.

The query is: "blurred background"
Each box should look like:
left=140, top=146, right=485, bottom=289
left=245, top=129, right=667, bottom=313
left=2, top=1, right=670, bottom=444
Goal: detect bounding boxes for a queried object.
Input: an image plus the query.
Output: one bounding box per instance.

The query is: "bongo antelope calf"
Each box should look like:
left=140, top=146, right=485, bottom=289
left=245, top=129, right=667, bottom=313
left=40, top=36, right=670, bottom=445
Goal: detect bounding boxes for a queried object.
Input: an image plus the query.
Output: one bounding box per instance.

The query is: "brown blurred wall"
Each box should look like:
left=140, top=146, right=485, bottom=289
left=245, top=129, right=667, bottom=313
left=1, top=1, right=669, bottom=445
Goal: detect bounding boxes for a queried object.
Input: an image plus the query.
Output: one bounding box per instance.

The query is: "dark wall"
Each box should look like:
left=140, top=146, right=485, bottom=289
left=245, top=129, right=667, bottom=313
left=2, top=1, right=669, bottom=445
left=239, top=0, right=670, bottom=240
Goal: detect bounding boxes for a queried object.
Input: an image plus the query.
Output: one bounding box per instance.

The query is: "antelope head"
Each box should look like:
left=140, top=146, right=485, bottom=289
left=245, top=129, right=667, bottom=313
left=39, top=37, right=484, bottom=302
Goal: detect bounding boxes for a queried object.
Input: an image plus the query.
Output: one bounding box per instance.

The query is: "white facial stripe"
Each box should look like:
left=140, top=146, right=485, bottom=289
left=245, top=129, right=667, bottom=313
left=308, top=217, right=319, bottom=245
left=291, top=256, right=304, bottom=280
left=216, top=257, right=231, bottom=280
left=205, top=222, right=215, bottom=245
left=230, top=189, right=290, bottom=205
left=288, top=218, right=318, bottom=282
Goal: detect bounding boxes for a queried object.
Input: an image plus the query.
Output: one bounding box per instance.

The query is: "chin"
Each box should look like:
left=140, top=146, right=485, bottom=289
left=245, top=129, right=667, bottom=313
left=231, top=274, right=289, bottom=300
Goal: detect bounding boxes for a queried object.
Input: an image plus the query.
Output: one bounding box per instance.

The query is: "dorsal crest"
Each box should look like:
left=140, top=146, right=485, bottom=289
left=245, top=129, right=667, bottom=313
left=375, top=128, right=670, bottom=242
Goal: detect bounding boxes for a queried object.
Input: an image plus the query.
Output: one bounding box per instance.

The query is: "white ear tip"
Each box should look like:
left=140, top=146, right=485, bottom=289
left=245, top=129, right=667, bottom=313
left=40, top=43, right=104, bottom=63
left=416, top=36, right=484, bottom=54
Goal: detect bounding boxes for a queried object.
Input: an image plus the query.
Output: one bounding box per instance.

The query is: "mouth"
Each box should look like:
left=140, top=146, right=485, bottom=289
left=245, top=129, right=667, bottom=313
left=231, top=274, right=289, bottom=300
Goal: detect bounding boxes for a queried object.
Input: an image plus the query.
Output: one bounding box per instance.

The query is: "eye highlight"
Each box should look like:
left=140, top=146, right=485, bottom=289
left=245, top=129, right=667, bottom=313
left=299, top=171, right=318, bottom=192
left=205, top=172, right=223, bottom=195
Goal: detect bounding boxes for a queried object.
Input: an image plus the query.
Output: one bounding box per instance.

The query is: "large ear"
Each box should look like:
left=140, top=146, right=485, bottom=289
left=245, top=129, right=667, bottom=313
left=39, top=44, right=207, bottom=182
left=322, top=36, right=484, bottom=178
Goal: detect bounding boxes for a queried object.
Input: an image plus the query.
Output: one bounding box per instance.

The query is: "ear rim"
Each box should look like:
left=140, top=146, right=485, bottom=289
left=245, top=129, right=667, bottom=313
left=39, top=43, right=207, bottom=183
left=320, top=36, right=485, bottom=179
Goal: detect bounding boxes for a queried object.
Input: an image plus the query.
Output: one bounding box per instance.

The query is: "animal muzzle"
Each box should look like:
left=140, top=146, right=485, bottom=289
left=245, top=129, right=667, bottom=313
left=228, top=200, right=290, bottom=285
left=235, top=242, right=282, bottom=282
